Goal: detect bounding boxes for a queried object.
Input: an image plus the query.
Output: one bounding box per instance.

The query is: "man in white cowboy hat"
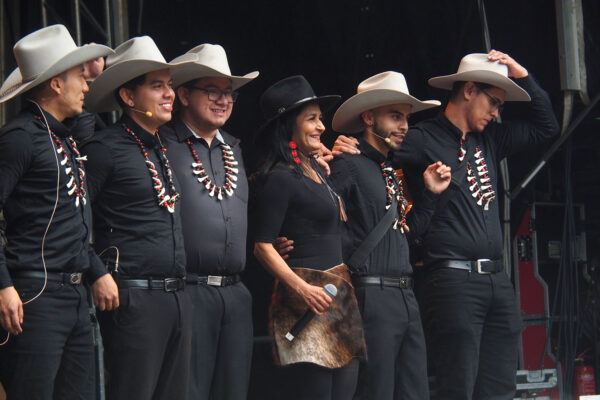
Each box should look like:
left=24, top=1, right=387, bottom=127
left=326, top=71, right=451, bottom=400
left=161, top=43, right=258, bottom=400
left=82, top=36, right=196, bottom=400
left=334, top=50, right=559, bottom=399
left=0, top=24, right=118, bottom=399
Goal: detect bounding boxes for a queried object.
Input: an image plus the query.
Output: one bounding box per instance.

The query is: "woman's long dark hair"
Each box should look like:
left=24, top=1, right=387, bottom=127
left=255, top=101, right=317, bottom=178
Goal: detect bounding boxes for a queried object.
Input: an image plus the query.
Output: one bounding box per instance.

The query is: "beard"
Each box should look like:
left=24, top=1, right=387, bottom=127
left=373, top=121, right=402, bottom=151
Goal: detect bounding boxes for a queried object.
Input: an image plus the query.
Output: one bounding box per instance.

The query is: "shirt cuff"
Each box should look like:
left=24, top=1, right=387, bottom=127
left=85, top=253, right=109, bottom=284
left=0, top=269, right=14, bottom=290
left=420, top=189, right=441, bottom=208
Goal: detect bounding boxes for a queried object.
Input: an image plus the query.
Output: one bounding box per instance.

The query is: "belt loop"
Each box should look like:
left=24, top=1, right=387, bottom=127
left=379, top=276, right=383, bottom=290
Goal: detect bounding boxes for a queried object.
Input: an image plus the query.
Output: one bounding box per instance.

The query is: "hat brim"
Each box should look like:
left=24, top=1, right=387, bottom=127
left=85, top=56, right=195, bottom=113
left=256, top=95, right=341, bottom=137
left=171, top=63, right=259, bottom=90
left=428, top=70, right=530, bottom=101
left=332, top=89, right=441, bottom=134
left=0, top=43, right=113, bottom=103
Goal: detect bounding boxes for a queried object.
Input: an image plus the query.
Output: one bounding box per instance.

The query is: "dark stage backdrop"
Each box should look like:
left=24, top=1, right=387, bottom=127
left=4, top=1, right=600, bottom=394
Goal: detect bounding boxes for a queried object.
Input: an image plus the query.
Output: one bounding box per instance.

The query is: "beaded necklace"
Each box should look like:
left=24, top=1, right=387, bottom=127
left=458, top=139, right=495, bottom=210
left=185, top=138, right=238, bottom=201
left=123, top=124, right=179, bottom=213
left=38, top=116, right=87, bottom=207
left=381, top=162, right=409, bottom=233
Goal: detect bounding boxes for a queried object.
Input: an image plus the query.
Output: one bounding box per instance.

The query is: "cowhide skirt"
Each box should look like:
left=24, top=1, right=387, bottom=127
left=269, top=264, right=367, bottom=369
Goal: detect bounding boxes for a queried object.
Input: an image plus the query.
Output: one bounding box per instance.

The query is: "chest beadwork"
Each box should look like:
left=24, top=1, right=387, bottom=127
left=39, top=116, right=87, bottom=208
left=381, top=162, right=409, bottom=233
left=185, top=139, right=238, bottom=201
left=124, top=125, right=179, bottom=213
left=459, top=139, right=495, bottom=210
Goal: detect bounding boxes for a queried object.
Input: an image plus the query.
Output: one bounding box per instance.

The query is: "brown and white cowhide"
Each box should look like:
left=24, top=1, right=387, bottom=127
left=269, top=264, right=367, bottom=369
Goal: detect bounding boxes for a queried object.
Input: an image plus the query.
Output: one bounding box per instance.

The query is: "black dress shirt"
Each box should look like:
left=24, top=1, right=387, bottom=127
left=330, top=138, right=439, bottom=277
left=394, top=75, right=560, bottom=266
left=162, top=117, right=248, bottom=275
left=0, top=105, right=105, bottom=288
left=81, top=115, right=186, bottom=278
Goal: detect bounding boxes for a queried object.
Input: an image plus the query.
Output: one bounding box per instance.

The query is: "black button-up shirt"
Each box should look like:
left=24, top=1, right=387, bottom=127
left=81, top=115, right=186, bottom=278
left=330, top=138, right=439, bottom=277
left=162, top=117, right=248, bottom=275
left=0, top=105, right=105, bottom=288
left=394, top=75, right=559, bottom=266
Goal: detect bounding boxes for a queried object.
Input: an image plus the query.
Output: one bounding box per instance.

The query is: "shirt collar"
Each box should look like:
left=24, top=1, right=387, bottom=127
left=357, top=135, right=389, bottom=165
left=28, top=103, right=71, bottom=138
left=184, top=121, right=225, bottom=145
left=121, top=114, right=158, bottom=147
left=435, top=112, right=469, bottom=141
left=172, top=116, right=237, bottom=148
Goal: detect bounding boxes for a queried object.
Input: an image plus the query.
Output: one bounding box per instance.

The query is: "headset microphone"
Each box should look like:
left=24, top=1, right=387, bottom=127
left=371, top=131, right=391, bottom=144
left=130, top=107, right=153, bottom=117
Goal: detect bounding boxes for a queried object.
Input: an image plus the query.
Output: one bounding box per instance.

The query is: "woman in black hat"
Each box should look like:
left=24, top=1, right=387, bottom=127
left=252, top=76, right=364, bottom=400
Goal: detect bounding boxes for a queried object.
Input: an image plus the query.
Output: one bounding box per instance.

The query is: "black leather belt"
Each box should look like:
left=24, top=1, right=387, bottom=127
left=186, top=273, right=240, bottom=287
left=118, top=277, right=185, bottom=292
left=435, top=259, right=504, bottom=274
left=12, top=270, right=83, bottom=285
left=353, top=276, right=413, bottom=289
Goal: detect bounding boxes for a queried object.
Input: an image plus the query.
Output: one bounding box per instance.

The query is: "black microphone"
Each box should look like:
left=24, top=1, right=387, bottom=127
left=285, top=284, right=338, bottom=342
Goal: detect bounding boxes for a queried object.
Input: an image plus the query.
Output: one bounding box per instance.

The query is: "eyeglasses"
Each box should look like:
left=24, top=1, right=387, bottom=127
left=186, top=86, right=238, bottom=103
left=478, top=88, right=504, bottom=113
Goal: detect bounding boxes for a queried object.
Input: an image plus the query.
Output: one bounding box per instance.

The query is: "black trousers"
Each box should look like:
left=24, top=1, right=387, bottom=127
left=99, top=288, right=193, bottom=400
left=0, top=278, right=94, bottom=400
left=354, top=285, right=429, bottom=400
left=284, top=359, right=359, bottom=400
left=187, top=281, right=253, bottom=400
left=422, top=268, right=522, bottom=400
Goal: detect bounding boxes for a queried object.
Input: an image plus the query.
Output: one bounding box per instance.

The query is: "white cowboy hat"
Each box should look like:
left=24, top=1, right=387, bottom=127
left=85, top=36, right=196, bottom=113
left=332, top=71, right=441, bottom=134
left=0, top=24, right=113, bottom=103
left=170, top=43, right=259, bottom=90
left=428, top=53, right=530, bottom=101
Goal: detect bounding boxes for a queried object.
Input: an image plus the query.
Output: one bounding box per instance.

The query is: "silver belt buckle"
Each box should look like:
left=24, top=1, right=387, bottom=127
left=207, top=275, right=223, bottom=286
left=163, top=278, right=179, bottom=292
left=69, top=273, right=83, bottom=285
left=476, top=259, right=492, bottom=274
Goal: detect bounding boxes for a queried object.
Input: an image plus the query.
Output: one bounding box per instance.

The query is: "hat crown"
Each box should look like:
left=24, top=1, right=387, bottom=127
left=106, top=36, right=166, bottom=68
left=357, top=71, right=410, bottom=95
left=260, top=75, right=318, bottom=120
left=181, top=44, right=232, bottom=75
left=456, top=53, right=508, bottom=78
left=14, top=24, right=78, bottom=81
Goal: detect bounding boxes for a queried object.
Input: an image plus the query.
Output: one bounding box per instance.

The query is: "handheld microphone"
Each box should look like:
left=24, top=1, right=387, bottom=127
left=285, top=284, right=338, bottom=342
left=130, top=107, right=153, bottom=117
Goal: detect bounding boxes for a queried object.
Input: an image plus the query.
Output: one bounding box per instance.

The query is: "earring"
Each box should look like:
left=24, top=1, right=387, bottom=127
left=289, top=141, right=301, bottom=164
left=129, top=101, right=134, bottom=107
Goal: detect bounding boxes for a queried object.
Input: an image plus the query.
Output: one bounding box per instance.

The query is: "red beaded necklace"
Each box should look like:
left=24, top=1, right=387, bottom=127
left=38, top=116, right=87, bottom=207
left=123, top=124, right=179, bottom=213
left=459, top=140, right=495, bottom=210
left=381, top=162, right=409, bottom=233
left=185, top=138, right=238, bottom=201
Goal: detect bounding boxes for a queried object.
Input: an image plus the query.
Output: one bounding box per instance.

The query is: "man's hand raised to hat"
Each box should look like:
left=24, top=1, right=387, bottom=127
left=487, top=50, right=528, bottom=79
left=423, top=161, right=452, bottom=194
left=82, top=43, right=105, bottom=81
left=0, top=286, right=23, bottom=335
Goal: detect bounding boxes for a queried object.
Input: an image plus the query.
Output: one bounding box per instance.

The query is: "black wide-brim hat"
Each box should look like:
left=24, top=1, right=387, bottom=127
left=256, top=75, right=340, bottom=135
